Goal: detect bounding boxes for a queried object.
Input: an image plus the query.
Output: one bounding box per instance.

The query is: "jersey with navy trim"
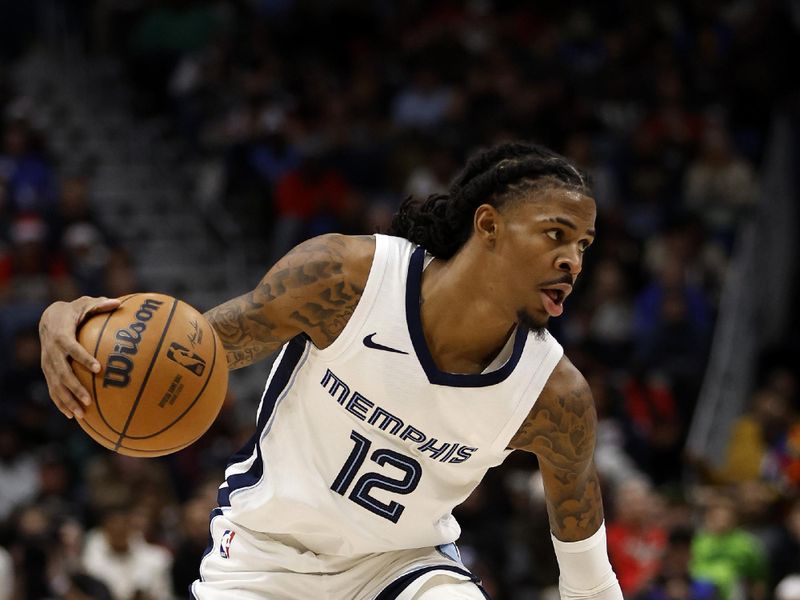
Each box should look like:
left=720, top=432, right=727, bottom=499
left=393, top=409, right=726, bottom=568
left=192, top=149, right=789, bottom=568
left=219, top=234, right=564, bottom=555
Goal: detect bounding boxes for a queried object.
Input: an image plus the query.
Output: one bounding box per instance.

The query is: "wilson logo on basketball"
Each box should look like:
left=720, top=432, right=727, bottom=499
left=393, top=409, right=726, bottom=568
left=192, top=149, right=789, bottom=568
left=166, top=342, right=206, bottom=376
left=102, top=298, right=165, bottom=389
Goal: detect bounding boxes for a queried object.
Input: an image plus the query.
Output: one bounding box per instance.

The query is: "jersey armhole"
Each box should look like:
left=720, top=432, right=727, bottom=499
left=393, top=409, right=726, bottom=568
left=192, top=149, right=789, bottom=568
left=312, top=233, right=390, bottom=362
left=489, top=336, right=564, bottom=454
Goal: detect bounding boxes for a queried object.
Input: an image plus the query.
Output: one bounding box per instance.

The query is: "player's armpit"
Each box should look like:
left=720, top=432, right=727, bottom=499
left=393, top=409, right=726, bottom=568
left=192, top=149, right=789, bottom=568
left=509, top=356, right=604, bottom=542
left=204, top=234, right=376, bottom=370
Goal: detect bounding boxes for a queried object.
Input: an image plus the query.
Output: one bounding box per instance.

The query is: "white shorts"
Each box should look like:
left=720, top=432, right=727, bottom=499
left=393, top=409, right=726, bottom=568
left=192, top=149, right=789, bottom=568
left=190, top=510, right=488, bottom=600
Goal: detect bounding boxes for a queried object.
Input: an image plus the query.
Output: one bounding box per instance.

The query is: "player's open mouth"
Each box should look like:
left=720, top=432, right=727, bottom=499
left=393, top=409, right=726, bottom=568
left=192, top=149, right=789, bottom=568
left=540, top=285, right=571, bottom=317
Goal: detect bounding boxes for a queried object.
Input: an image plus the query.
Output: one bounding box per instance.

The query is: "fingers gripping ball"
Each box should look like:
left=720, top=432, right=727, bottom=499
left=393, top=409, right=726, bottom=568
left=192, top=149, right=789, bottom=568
left=74, top=293, right=228, bottom=457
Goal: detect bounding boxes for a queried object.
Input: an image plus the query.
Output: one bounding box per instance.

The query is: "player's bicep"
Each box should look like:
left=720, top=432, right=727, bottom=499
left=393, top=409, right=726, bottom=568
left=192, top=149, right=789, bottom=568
left=510, top=357, right=605, bottom=541
left=204, top=234, right=374, bottom=370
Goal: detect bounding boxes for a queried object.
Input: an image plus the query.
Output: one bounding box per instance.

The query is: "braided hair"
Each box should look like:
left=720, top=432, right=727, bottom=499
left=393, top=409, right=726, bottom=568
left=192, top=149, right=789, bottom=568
left=388, top=141, right=591, bottom=258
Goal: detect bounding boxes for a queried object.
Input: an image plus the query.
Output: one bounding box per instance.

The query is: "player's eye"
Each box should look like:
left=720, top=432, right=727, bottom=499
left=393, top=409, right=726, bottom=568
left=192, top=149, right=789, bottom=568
left=579, top=240, right=592, bottom=253
left=546, top=230, right=562, bottom=241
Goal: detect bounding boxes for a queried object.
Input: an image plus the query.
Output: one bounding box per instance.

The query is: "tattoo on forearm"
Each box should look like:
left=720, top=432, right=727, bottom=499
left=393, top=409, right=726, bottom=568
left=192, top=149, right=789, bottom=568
left=204, top=291, right=280, bottom=369
left=544, top=466, right=603, bottom=540
left=511, top=381, right=604, bottom=541
left=204, top=236, right=370, bottom=370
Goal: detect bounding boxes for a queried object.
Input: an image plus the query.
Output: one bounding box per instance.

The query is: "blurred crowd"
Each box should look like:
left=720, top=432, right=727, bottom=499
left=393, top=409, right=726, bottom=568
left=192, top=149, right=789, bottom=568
left=1, top=1, right=800, bottom=599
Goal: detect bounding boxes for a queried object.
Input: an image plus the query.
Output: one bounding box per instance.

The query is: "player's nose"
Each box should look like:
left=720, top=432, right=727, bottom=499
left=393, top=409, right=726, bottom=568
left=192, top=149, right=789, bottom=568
left=556, top=253, right=582, bottom=276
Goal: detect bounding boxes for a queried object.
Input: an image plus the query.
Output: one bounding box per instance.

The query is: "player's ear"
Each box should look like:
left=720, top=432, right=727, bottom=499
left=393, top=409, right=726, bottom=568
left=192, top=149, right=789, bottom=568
left=474, top=204, right=500, bottom=248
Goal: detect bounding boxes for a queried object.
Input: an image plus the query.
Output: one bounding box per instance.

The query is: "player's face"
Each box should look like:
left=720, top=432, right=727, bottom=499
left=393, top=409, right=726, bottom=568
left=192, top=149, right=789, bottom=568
left=491, top=187, right=596, bottom=330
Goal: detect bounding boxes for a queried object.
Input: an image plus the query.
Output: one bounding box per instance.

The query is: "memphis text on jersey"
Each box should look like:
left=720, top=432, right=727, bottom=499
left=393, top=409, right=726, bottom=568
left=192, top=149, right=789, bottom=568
left=321, top=369, right=477, bottom=464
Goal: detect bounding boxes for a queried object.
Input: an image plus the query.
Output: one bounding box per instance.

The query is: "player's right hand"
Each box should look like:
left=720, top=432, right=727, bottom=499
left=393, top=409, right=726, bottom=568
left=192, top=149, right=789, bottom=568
left=39, top=296, right=121, bottom=420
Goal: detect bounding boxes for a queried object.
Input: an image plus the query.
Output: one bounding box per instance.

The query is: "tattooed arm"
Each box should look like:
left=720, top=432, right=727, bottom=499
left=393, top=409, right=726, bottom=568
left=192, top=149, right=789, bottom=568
left=39, top=233, right=374, bottom=418
left=510, top=356, right=621, bottom=599
left=509, top=356, right=603, bottom=541
left=204, top=234, right=375, bottom=369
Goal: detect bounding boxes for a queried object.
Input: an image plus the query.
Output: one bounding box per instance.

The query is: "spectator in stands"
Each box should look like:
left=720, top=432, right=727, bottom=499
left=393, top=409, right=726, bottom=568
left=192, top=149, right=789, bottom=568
left=63, top=573, right=114, bottom=600
left=0, top=423, right=40, bottom=523
left=85, top=452, right=176, bottom=527
left=248, top=131, right=301, bottom=191
left=587, top=368, right=645, bottom=489
left=127, top=0, right=226, bottom=112
left=764, top=365, right=798, bottom=409
left=35, top=449, right=80, bottom=521
left=776, top=576, right=800, bottom=600
left=49, top=173, right=114, bottom=248
left=621, top=370, right=684, bottom=484
left=762, top=423, right=800, bottom=492
left=563, top=131, right=620, bottom=215
left=642, top=217, right=729, bottom=306
left=772, top=499, right=800, bottom=593
left=103, top=249, right=139, bottom=299
left=607, top=478, right=668, bottom=596
left=0, top=215, right=74, bottom=306
left=171, top=495, right=215, bottom=597
left=270, top=149, right=354, bottom=261
left=404, top=145, right=457, bottom=199
left=7, top=504, right=55, bottom=597
left=584, top=259, right=635, bottom=368
left=637, top=66, right=702, bottom=180
left=619, top=126, right=673, bottom=240
left=82, top=500, right=173, bottom=600
left=735, top=480, right=784, bottom=565
left=1, top=326, right=49, bottom=416
left=758, top=366, right=800, bottom=490
left=691, top=495, right=768, bottom=600
left=633, top=256, right=712, bottom=362
left=638, top=527, right=718, bottom=600
left=633, top=256, right=712, bottom=423
left=49, top=516, right=88, bottom=590
left=391, top=65, right=454, bottom=131
left=710, top=388, right=791, bottom=484
left=61, top=222, right=111, bottom=297
left=11, top=510, right=114, bottom=599
left=504, top=470, right=560, bottom=598
left=0, top=118, right=57, bottom=219
left=684, top=122, right=758, bottom=246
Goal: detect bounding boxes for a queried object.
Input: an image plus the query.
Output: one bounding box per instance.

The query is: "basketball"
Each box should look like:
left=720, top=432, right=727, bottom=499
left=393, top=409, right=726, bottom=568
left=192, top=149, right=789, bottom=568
left=73, top=293, right=228, bottom=457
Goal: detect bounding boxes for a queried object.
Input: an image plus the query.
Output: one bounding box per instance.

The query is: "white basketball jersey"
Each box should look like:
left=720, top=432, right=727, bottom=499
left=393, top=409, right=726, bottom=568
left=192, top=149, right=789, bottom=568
left=218, top=235, right=563, bottom=555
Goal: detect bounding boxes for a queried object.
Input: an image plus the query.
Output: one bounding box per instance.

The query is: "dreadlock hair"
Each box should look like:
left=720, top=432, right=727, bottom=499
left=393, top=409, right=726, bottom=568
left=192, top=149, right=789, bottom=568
left=388, top=141, right=591, bottom=259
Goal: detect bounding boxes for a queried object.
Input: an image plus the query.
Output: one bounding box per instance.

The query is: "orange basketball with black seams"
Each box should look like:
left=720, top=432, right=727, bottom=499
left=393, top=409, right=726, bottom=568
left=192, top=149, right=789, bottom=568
left=74, top=293, right=228, bottom=457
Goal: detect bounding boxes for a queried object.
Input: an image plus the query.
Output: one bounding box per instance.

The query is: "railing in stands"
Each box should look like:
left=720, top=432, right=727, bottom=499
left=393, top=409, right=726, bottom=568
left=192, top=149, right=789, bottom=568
left=686, top=113, right=797, bottom=468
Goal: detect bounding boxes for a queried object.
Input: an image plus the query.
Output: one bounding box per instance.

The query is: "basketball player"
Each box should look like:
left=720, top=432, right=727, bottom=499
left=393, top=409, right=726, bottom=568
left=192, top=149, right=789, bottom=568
left=39, top=142, right=622, bottom=599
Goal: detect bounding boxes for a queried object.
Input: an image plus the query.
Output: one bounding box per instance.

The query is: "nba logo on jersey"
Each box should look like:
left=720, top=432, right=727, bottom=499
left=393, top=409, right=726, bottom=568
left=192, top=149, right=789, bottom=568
left=219, top=529, right=236, bottom=559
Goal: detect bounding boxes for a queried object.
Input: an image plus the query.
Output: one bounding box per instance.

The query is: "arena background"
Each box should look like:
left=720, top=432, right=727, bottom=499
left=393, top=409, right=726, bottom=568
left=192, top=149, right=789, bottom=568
left=1, top=1, right=799, bottom=598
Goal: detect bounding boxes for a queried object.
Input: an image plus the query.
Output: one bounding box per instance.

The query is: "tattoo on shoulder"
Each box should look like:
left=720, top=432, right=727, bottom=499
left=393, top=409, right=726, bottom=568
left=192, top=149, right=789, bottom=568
left=205, top=235, right=372, bottom=369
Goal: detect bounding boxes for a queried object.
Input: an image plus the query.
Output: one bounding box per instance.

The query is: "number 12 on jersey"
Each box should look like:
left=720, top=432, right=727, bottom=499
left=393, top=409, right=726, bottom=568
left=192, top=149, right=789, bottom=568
left=331, top=430, right=422, bottom=523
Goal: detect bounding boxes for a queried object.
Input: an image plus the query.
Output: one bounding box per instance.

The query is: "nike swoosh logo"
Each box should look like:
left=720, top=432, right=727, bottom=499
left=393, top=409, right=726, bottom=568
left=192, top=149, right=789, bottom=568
left=363, top=333, right=409, bottom=355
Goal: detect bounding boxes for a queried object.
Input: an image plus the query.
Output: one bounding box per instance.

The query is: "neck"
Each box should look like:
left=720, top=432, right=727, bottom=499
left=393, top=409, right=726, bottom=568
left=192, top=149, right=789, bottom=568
left=419, top=246, right=516, bottom=373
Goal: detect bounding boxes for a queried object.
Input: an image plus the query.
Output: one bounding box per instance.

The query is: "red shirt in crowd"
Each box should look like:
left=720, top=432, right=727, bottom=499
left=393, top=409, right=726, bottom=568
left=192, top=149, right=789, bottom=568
left=607, top=521, right=668, bottom=595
